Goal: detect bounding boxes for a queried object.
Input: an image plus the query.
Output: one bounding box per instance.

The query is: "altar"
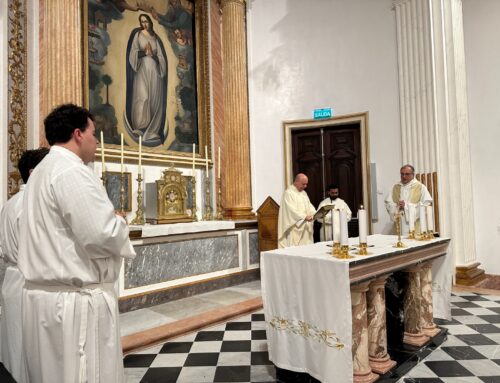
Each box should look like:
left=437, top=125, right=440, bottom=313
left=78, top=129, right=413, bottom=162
left=261, top=234, right=451, bottom=383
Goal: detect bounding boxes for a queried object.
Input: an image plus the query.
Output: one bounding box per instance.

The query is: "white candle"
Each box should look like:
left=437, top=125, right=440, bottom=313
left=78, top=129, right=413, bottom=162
left=358, top=208, right=367, bottom=243
left=192, top=143, right=196, bottom=174
left=205, top=145, right=209, bottom=176
left=408, top=205, right=416, bottom=231
left=340, top=209, right=349, bottom=245
left=138, top=136, right=142, bottom=173
left=419, top=204, right=427, bottom=233
left=120, top=133, right=124, bottom=174
left=100, top=131, right=106, bottom=172
left=426, top=205, right=434, bottom=232
left=333, top=209, right=340, bottom=243
left=218, top=146, right=221, bottom=179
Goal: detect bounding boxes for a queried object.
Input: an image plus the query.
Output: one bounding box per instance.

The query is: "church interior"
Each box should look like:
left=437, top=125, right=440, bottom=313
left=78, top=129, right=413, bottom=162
left=2, top=0, right=500, bottom=382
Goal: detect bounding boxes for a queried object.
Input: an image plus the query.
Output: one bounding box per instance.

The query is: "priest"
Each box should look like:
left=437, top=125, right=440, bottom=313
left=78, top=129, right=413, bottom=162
left=0, top=147, right=49, bottom=382
left=278, top=173, right=316, bottom=248
left=385, top=164, right=432, bottom=235
left=316, top=183, right=352, bottom=241
left=17, top=104, right=136, bottom=383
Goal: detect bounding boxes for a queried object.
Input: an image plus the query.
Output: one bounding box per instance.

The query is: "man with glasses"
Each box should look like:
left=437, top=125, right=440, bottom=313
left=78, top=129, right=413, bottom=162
left=385, top=164, right=432, bottom=235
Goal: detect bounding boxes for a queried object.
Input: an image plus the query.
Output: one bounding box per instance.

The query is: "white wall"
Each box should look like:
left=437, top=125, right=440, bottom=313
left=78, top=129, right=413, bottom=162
left=247, top=0, right=401, bottom=233
left=463, top=1, right=500, bottom=273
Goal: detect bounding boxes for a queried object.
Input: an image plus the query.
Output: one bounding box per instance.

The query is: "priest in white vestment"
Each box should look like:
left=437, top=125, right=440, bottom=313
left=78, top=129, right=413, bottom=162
left=384, top=164, right=432, bottom=235
left=278, top=173, right=316, bottom=248
left=0, top=148, right=49, bottom=382
left=17, top=104, right=136, bottom=383
left=316, top=183, right=352, bottom=241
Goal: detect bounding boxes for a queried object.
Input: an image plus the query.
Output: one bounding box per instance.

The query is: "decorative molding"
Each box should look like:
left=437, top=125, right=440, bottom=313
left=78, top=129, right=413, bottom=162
left=7, top=0, right=28, bottom=198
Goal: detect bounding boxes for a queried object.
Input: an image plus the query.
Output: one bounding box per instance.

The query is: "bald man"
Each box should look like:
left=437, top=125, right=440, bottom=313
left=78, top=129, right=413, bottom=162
left=277, top=173, right=316, bottom=248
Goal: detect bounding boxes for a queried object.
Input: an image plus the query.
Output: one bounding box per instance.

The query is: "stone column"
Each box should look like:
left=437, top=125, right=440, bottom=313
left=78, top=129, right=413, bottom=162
left=220, top=0, right=254, bottom=220
left=403, top=266, right=430, bottom=347
left=367, top=276, right=396, bottom=375
left=420, top=262, right=440, bottom=337
left=351, top=282, right=379, bottom=383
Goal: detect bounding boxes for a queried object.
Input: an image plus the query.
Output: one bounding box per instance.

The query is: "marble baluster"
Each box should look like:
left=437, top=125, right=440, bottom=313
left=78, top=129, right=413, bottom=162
left=367, top=276, right=397, bottom=374
left=420, top=262, right=440, bottom=337
left=403, top=265, right=430, bottom=347
left=352, top=282, right=379, bottom=383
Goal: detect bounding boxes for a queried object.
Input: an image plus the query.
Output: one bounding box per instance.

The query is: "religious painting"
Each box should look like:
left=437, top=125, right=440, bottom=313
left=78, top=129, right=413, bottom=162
left=84, top=0, right=210, bottom=163
left=105, top=171, right=133, bottom=211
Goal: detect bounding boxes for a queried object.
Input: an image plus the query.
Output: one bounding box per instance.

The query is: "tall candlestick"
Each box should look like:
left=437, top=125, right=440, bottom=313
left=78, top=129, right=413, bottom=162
left=192, top=144, right=196, bottom=174
left=100, top=131, right=106, bottom=171
left=120, top=133, right=124, bottom=173
left=205, top=145, right=209, bottom=176
left=340, top=210, right=349, bottom=246
left=138, top=136, right=142, bottom=173
left=358, top=208, right=367, bottom=243
left=333, top=209, right=340, bottom=243
left=218, top=146, right=221, bottom=179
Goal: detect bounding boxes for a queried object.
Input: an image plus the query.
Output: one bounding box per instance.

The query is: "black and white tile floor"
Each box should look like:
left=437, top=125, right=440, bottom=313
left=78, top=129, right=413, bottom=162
left=125, top=291, right=500, bottom=383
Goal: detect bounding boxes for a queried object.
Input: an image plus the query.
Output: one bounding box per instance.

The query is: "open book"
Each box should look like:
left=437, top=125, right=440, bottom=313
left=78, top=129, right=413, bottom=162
left=313, top=204, right=335, bottom=220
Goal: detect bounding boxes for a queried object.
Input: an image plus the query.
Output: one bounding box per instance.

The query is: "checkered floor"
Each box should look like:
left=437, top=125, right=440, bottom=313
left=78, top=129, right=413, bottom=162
left=399, top=292, right=500, bottom=382
left=124, top=311, right=275, bottom=383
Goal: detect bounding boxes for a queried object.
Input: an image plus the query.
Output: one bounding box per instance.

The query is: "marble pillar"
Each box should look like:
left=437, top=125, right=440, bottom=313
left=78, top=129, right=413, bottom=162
left=403, top=265, right=430, bottom=347
left=352, top=282, right=379, bottom=383
left=220, top=0, right=254, bottom=220
left=367, top=276, right=397, bottom=375
left=420, top=262, right=440, bottom=337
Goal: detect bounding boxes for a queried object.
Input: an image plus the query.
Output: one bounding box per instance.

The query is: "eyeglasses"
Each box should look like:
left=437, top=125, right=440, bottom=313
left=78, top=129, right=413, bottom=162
left=400, top=173, right=413, bottom=176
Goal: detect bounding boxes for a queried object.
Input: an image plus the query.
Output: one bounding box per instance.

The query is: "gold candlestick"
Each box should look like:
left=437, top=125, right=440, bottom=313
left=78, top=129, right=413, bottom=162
left=357, top=242, right=371, bottom=256
left=393, top=211, right=406, bottom=248
left=191, top=176, right=198, bottom=221
left=216, top=177, right=223, bottom=220
left=334, top=244, right=354, bottom=260
left=130, top=173, right=145, bottom=225
left=427, top=230, right=435, bottom=239
left=119, top=172, right=126, bottom=216
left=407, top=230, right=415, bottom=239
left=203, top=176, right=212, bottom=221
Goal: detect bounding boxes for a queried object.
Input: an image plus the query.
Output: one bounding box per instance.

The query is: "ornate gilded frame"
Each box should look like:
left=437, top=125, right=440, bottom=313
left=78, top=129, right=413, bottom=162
left=82, top=0, right=211, bottom=167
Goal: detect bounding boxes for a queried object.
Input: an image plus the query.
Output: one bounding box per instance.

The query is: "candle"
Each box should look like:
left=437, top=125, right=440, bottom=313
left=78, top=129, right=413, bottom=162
left=120, top=133, right=124, bottom=174
left=205, top=145, right=209, bottom=176
left=333, top=209, right=340, bottom=243
left=100, top=131, right=106, bottom=172
left=408, top=205, right=416, bottom=231
left=340, top=210, right=349, bottom=245
left=358, top=208, right=367, bottom=243
left=426, top=205, right=434, bottom=232
left=138, top=136, right=142, bottom=173
left=192, top=143, right=196, bottom=174
left=419, top=204, right=427, bottom=234
left=218, top=146, right=221, bottom=179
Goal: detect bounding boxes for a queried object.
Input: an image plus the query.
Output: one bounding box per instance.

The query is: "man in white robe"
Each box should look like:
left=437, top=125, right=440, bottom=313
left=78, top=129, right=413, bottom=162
left=17, top=104, right=136, bottom=383
left=316, top=184, right=352, bottom=241
left=0, top=148, right=49, bottom=382
left=278, top=173, right=316, bottom=248
left=384, top=164, right=432, bottom=235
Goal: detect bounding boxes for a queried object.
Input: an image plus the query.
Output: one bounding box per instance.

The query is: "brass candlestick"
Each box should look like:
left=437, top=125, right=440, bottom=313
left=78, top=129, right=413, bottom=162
left=331, top=241, right=341, bottom=257
left=130, top=173, right=145, bottom=225
left=119, top=172, right=126, bottom=216
left=357, top=242, right=371, bottom=256
left=216, top=177, right=223, bottom=220
left=427, top=230, right=435, bottom=239
left=334, top=244, right=354, bottom=260
left=407, top=230, right=415, bottom=239
left=203, top=176, right=212, bottom=221
left=191, top=176, right=198, bottom=222
left=393, top=211, right=406, bottom=248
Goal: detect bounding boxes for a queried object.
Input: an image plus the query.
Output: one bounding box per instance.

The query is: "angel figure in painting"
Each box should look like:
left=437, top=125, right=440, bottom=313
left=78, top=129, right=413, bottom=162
left=125, top=13, right=168, bottom=145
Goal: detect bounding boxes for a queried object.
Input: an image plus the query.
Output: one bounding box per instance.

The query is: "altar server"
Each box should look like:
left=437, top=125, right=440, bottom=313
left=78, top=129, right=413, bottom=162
left=17, top=104, right=136, bottom=383
left=384, top=164, right=432, bottom=235
left=278, top=173, right=316, bottom=248
left=0, top=148, right=49, bottom=382
left=316, top=183, right=352, bottom=241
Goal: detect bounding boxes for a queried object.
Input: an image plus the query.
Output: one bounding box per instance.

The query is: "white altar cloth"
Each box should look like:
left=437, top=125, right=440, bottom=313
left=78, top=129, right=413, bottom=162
left=130, top=220, right=236, bottom=238
left=261, top=234, right=451, bottom=383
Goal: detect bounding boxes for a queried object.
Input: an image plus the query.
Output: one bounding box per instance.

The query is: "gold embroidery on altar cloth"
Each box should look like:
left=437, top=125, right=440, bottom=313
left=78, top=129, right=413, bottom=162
left=268, top=316, right=344, bottom=349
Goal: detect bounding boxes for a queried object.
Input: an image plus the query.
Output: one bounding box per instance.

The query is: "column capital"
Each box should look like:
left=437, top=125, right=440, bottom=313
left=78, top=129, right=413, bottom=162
left=220, top=0, right=246, bottom=9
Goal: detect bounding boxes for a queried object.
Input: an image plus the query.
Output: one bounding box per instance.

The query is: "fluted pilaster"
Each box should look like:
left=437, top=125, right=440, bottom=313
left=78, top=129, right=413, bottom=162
left=39, top=0, right=84, bottom=146
left=221, top=0, right=254, bottom=219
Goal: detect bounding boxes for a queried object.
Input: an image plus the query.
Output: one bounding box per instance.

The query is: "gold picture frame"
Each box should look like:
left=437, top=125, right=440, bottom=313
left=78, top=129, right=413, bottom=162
left=83, top=0, right=211, bottom=166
